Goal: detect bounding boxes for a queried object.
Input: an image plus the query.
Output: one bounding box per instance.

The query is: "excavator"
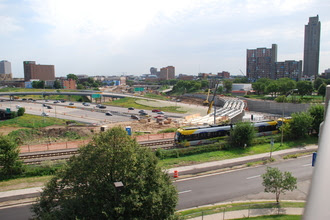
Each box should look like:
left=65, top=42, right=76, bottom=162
left=207, top=83, right=219, bottom=115
left=203, top=89, right=211, bottom=106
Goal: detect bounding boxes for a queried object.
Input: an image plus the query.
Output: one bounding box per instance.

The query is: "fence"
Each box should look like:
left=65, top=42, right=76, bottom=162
left=20, top=132, right=176, bottom=153
left=180, top=202, right=304, bottom=220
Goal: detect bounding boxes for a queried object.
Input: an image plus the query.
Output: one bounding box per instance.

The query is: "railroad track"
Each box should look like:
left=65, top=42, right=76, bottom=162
left=20, top=139, right=175, bottom=165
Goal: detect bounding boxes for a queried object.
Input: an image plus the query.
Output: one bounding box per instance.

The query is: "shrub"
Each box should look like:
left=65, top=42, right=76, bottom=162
left=17, top=107, right=25, bottom=116
left=229, top=122, right=256, bottom=148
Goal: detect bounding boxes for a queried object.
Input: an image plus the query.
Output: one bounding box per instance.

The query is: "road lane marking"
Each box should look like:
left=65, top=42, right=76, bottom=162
left=246, top=175, right=261, bottom=180
left=302, top=163, right=312, bottom=167
left=178, top=190, right=192, bottom=194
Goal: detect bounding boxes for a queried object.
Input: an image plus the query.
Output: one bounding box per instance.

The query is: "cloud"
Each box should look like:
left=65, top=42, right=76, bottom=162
left=0, top=16, right=22, bottom=34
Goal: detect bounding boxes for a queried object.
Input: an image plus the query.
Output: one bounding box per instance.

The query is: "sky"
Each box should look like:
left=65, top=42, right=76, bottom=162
left=1, top=0, right=329, bottom=78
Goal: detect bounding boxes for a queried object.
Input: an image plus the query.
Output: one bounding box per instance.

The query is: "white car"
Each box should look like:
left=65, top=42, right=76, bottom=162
left=16, top=105, right=21, bottom=109
left=41, top=112, right=49, bottom=116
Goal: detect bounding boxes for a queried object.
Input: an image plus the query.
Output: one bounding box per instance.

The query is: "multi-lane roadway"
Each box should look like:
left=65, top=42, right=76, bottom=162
left=0, top=156, right=313, bottom=219
left=0, top=99, right=186, bottom=125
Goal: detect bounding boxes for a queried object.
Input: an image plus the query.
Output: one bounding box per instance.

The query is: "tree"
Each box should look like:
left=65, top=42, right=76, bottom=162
left=76, top=84, right=84, bottom=90
left=32, top=127, right=178, bottom=219
left=262, top=167, right=297, bottom=203
left=277, top=78, right=296, bottom=95
left=223, top=80, right=233, bottom=93
left=67, top=73, right=78, bottom=81
left=266, top=82, right=279, bottom=97
left=296, top=81, right=313, bottom=96
left=313, top=77, right=324, bottom=91
left=289, top=112, right=313, bottom=139
left=217, top=85, right=223, bottom=94
left=308, top=104, right=324, bottom=134
left=229, top=122, right=255, bottom=148
left=31, top=80, right=45, bottom=89
left=53, top=80, right=61, bottom=89
left=252, top=82, right=266, bottom=95
left=318, top=83, right=326, bottom=99
left=0, top=135, right=24, bottom=179
left=17, top=107, right=25, bottom=116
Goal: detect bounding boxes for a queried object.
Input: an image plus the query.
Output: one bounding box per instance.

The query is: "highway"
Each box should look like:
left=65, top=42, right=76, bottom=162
left=175, top=155, right=313, bottom=210
left=0, top=156, right=313, bottom=219
left=0, top=99, right=186, bottom=125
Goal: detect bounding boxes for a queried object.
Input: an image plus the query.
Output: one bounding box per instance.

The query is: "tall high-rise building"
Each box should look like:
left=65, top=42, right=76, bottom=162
left=246, top=44, right=277, bottom=82
left=23, top=61, right=55, bottom=81
left=303, top=15, right=321, bottom=78
left=0, top=60, right=12, bottom=74
left=159, top=66, right=175, bottom=80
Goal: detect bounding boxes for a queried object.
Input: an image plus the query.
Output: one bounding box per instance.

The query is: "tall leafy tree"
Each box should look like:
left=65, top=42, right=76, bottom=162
left=53, top=80, right=62, bottom=89
left=289, top=112, right=313, bottom=139
left=0, top=135, right=24, bottom=179
left=67, top=73, right=78, bottom=81
left=262, top=167, right=297, bottom=203
left=313, top=77, right=324, bottom=91
left=277, top=78, right=296, bottom=95
left=223, top=80, right=233, bottom=93
left=252, top=82, right=266, bottom=95
left=266, top=82, right=279, bottom=97
left=308, top=104, right=324, bottom=134
left=296, top=81, right=313, bottom=96
left=229, top=122, right=255, bottom=148
left=318, top=83, right=326, bottom=99
left=32, top=127, right=178, bottom=220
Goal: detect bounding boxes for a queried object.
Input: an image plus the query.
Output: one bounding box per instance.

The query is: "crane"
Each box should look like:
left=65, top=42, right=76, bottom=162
left=203, top=89, right=211, bottom=106
left=207, top=83, right=219, bottom=115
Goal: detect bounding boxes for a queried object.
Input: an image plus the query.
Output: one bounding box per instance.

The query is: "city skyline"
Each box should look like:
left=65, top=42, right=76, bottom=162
left=1, top=0, right=329, bottom=78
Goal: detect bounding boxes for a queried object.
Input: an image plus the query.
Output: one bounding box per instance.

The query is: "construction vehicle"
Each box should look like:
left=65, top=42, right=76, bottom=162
left=203, top=89, right=211, bottom=106
left=207, top=83, right=219, bottom=115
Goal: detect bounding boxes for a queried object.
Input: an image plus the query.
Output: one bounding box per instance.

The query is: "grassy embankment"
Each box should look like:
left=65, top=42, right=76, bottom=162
left=159, top=136, right=317, bottom=168
left=104, top=97, right=186, bottom=113
left=178, top=201, right=304, bottom=219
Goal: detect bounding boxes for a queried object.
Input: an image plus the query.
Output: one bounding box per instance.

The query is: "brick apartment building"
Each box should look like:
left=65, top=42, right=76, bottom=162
left=159, top=66, right=175, bottom=80
left=24, top=61, right=55, bottom=81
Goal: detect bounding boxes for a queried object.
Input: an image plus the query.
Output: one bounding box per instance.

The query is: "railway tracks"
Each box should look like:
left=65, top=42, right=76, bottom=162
left=20, top=139, right=175, bottom=165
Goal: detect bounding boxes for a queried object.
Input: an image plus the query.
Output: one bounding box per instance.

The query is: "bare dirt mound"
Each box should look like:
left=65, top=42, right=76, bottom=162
left=0, top=127, right=26, bottom=136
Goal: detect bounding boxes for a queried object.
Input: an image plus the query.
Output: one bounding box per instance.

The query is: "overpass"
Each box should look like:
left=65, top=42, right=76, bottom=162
left=0, top=91, right=133, bottom=101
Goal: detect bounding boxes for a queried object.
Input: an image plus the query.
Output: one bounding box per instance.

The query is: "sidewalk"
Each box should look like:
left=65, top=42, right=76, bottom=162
left=0, top=145, right=317, bottom=206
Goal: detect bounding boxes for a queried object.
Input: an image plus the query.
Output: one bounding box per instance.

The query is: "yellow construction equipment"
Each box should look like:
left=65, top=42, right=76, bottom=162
left=203, top=89, right=211, bottom=106
left=207, top=83, right=219, bottom=115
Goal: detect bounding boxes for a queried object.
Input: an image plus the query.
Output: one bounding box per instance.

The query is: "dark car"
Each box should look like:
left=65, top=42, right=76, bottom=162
left=131, top=115, right=139, bottom=120
left=105, top=112, right=112, bottom=116
left=140, top=112, right=148, bottom=116
left=22, top=98, right=27, bottom=101
left=128, top=107, right=135, bottom=110
left=60, top=100, right=66, bottom=103
left=42, top=104, right=47, bottom=107
left=152, top=109, right=161, bottom=112
left=99, top=105, right=106, bottom=109
left=53, top=100, right=60, bottom=103
left=69, top=102, right=74, bottom=105
left=28, top=98, right=33, bottom=101
left=47, top=106, right=53, bottom=109
left=138, top=110, right=145, bottom=113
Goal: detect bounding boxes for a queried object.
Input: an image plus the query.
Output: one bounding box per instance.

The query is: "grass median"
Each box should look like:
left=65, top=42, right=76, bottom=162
left=178, top=201, right=304, bottom=219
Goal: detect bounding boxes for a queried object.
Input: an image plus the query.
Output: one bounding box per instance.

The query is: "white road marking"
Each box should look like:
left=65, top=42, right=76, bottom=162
left=246, top=175, right=261, bottom=180
left=178, top=190, right=192, bottom=194
left=302, top=163, right=312, bottom=167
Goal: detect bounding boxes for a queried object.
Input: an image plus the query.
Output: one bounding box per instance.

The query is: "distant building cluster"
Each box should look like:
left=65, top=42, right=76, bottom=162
left=247, top=15, right=321, bottom=82
left=147, top=66, right=175, bottom=80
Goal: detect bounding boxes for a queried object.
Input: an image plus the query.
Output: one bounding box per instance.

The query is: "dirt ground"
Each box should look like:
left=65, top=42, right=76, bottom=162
left=0, top=127, right=25, bottom=136
left=103, top=120, right=180, bottom=134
